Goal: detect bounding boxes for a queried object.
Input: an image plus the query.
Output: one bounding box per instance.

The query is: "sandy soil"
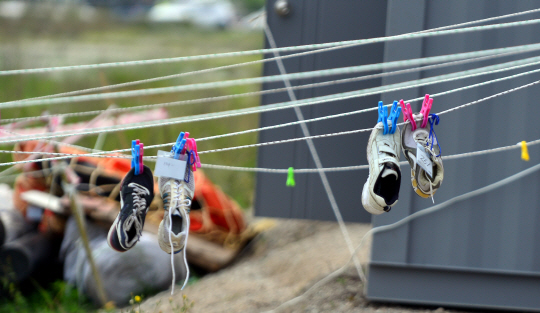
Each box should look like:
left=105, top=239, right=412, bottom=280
left=137, top=219, right=470, bottom=313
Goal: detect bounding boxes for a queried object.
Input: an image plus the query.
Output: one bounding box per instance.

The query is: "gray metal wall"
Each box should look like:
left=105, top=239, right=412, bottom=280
left=368, top=1, right=540, bottom=311
left=255, top=0, right=388, bottom=223
left=258, top=0, right=540, bottom=310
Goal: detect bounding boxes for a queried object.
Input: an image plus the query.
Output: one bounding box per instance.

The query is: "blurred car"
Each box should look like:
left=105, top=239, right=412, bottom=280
left=0, top=1, right=27, bottom=19
left=148, top=0, right=236, bottom=28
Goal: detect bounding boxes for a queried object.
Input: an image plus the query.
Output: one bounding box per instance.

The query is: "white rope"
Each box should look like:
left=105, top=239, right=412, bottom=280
left=2, top=57, right=537, bottom=147
left=5, top=52, right=540, bottom=109
left=263, top=161, right=540, bottom=313
left=3, top=11, right=540, bottom=76
left=198, top=78, right=540, bottom=154
left=3, top=45, right=537, bottom=126
left=1, top=70, right=539, bottom=166
left=4, top=43, right=539, bottom=125
left=6, top=41, right=540, bottom=109
left=264, top=23, right=365, bottom=281
left=3, top=136, right=538, bottom=174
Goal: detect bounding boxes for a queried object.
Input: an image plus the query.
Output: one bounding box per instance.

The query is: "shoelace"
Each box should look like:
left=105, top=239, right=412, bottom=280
left=428, top=113, right=442, bottom=157
left=165, top=180, right=192, bottom=294
left=124, top=183, right=150, bottom=240
left=412, top=132, right=437, bottom=203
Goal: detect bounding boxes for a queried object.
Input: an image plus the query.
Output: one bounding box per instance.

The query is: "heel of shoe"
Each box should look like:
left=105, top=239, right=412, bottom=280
left=361, top=180, right=385, bottom=215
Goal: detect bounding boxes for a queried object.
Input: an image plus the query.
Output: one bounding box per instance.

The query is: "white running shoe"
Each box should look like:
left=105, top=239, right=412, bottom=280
left=362, top=121, right=402, bottom=215
left=401, top=113, right=444, bottom=200
left=158, top=167, right=194, bottom=254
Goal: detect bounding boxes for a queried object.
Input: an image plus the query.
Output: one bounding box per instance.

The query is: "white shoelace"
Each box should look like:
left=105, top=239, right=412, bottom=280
left=165, top=180, right=192, bottom=294
left=417, top=135, right=437, bottom=203
left=124, top=183, right=149, bottom=242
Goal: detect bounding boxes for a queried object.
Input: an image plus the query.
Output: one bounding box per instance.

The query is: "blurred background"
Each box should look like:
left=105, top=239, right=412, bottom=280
left=0, top=0, right=265, bottom=209
left=0, top=0, right=266, bottom=311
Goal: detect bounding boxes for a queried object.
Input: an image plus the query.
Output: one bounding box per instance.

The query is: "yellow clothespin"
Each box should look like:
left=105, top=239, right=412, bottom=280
left=521, top=141, right=530, bottom=161
left=286, top=167, right=295, bottom=187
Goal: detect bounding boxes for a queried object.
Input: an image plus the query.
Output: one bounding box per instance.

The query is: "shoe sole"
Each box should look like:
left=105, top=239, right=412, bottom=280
left=157, top=219, right=184, bottom=254
left=107, top=214, right=127, bottom=252
left=362, top=125, right=386, bottom=215
left=411, top=169, right=437, bottom=198
left=361, top=179, right=384, bottom=215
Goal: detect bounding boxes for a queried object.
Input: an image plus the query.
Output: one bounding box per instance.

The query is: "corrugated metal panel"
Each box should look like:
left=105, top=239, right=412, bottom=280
left=368, top=1, right=540, bottom=311
left=255, top=0, right=388, bottom=223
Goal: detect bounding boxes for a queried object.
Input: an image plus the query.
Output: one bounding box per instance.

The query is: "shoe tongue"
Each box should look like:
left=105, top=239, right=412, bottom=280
left=380, top=163, right=399, bottom=180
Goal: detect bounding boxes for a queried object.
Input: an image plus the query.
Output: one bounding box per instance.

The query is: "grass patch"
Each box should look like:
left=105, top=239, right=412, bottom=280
left=0, top=280, right=93, bottom=313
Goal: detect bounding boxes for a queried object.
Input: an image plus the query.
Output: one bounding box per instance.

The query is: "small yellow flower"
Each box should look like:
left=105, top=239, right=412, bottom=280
left=134, top=295, right=142, bottom=303
left=183, top=295, right=187, bottom=299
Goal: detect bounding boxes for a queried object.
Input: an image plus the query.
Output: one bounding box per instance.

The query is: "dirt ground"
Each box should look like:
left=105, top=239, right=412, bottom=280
left=138, top=219, right=471, bottom=313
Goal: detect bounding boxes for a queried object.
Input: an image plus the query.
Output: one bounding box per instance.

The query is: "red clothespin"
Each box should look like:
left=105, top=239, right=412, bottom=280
left=419, top=94, right=433, bottom=128
left=400, top=99, right=416, bottom=131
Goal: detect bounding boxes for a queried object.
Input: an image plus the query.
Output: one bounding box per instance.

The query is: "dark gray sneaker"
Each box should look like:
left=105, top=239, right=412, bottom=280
left=107, top=165, right=155, bottom=252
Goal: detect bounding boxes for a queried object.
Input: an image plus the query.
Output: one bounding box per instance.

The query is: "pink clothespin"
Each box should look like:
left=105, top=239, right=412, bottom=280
left=139, top=143, right=144, bottom=174
left=186, top=138, right=201, bottom=171
left=419, top=94, right=433, bottom=128
left=400, top=99, right=416, bottom=131
left=181, top=132, right=190, bottom=155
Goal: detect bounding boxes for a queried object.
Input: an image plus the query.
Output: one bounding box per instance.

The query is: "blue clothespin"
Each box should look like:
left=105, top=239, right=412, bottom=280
left=377, top=101, right=389, bottom=134
left=172, top=132, right=187, bottom=160
left=131, top=140, right=140, bottom=175
left=388, top=100, right=402, bottom=134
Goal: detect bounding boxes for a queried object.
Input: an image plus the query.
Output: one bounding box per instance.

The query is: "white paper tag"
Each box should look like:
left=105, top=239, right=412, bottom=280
left=416, top=143, right=433, bottom=179
left=154, top=150, right=187, bottom=180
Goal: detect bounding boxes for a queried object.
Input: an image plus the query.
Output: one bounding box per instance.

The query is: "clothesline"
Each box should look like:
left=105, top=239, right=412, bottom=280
left=2, top=56, right=540, bottom=147
left=1, top=86, right=539, bottom=169
left=3, top=52, right=540, bottom=109
left=5, top=41, right=540, bottom=108
left=3, top=43, right=540, bottom=124
left=2, top=10, right=540, bottom=76
left=2, top=55, right=538, bottom=158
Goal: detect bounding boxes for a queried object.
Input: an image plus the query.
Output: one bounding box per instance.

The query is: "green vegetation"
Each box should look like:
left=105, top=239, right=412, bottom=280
left=0, top=280, right=93, bottom=313
left=0, top=23, right=265, bottom=208
left=233, top=0, right=266, bottom=13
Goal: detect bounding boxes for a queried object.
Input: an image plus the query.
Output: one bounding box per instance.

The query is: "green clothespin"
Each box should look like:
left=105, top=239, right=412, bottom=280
left=286, top=167, right=295, bottom=187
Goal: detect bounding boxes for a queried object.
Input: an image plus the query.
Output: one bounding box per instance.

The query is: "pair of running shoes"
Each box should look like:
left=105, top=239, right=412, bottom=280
left=107, top=164, right=193, bottom=254
left=362, top=110, right=443, bottom=214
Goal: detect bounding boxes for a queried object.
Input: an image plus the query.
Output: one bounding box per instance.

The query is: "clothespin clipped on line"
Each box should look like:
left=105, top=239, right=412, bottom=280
left=378, top=101, right=401, bottom=135
left=139, top=143, right=144, bottom=174
left=185, top=138, right=202, bottom=171
left=387, top=100, right=401, bottom=134
left=419, top=94, right=434, bottom=128
left=171, top=131, right=202, bottom=171
left=286, top=167, right=295, bottom=187
left=172, top=132, right=187, bottom=160
left=400, top=99, right=416, bottom=131
left=520, top=141, right=530, bottom=161
left=131, top=139, right=144, bottom=175
left=377, top=101, right=389, bottom=134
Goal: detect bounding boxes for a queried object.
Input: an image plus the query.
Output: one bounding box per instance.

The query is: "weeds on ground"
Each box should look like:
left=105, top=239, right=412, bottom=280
left=0, top=280, right=94, bottom=313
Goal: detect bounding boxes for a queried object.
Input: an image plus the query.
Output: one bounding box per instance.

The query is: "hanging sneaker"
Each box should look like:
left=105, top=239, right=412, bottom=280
left=157, top=166, right=194, bottom=254
left=401, top=113, right=444, bottom=200
left=107, top=165, right=155, bottom=252
left=362, top=121, right=402, bottom=214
